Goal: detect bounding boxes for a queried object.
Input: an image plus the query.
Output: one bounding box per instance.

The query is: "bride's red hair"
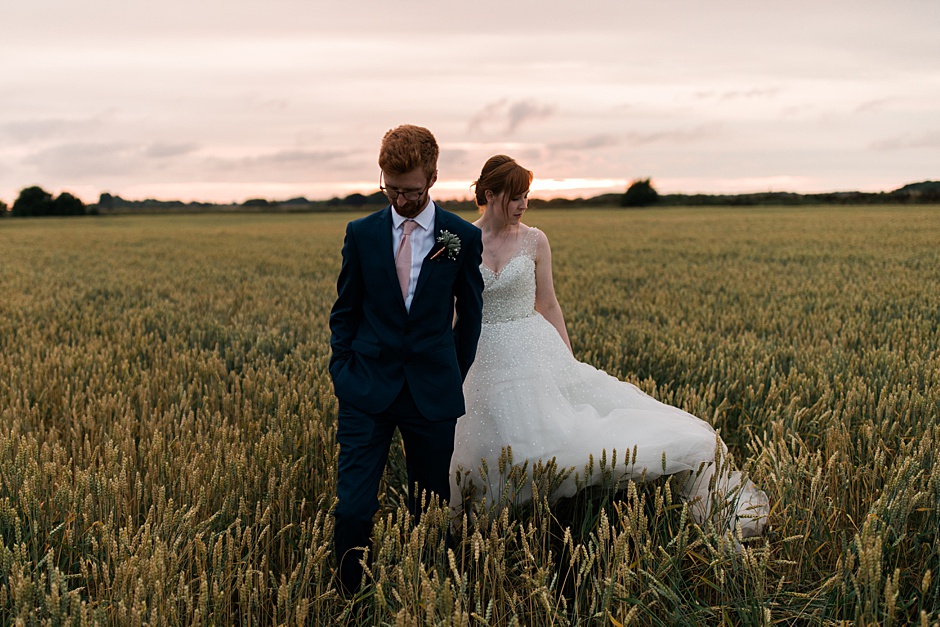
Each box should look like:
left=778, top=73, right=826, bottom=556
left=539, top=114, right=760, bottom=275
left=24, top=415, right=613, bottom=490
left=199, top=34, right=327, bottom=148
left=472, top=155, right=533, bottom=209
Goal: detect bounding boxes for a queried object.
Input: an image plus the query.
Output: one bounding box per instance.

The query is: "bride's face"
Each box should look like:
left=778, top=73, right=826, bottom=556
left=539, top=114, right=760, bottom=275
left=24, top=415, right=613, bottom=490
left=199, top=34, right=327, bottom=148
left=492, top=190, right=529, bottom=224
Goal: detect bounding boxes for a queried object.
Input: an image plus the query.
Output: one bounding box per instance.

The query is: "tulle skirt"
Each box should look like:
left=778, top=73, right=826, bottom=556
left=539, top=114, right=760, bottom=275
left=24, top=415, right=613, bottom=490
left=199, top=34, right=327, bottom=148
left=450, top=312, right=769, bottom=537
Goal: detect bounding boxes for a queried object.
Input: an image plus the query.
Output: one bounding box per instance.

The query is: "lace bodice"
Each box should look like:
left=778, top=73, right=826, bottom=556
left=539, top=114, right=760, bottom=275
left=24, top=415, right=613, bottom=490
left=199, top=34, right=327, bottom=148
left=480, top=227, right=539, bottom=324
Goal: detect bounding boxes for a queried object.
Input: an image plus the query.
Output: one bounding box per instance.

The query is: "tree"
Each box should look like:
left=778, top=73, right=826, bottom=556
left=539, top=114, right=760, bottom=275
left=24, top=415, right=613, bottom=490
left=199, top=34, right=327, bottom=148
left=343, top=193, right=368, bottom=207
left=0, top=199, right=7, bottom=218
left=12, top=186, right=54, bottom=217
left=97, top=192, right=116, bottom=212
left=52, top=192, right=85, bottom=216
left=620, top=178, right=659, bottom=207
left=9, top=187, right=87, bottom=217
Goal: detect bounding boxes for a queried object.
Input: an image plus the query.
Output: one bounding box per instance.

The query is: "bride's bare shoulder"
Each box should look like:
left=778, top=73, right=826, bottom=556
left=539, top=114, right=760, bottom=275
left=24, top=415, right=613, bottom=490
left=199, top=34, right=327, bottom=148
left=523, top=224, right=550, bottom=246
left=519, top=223, right=542, bottom=238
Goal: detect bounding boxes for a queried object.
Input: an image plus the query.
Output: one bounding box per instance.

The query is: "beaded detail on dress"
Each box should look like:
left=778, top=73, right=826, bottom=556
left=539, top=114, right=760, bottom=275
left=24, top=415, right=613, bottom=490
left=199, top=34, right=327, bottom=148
left=480, top=227, right=539, bottom=324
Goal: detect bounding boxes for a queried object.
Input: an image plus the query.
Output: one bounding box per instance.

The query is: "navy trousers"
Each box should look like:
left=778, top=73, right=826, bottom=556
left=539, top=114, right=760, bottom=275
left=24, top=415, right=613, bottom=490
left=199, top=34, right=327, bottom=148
left=333, top=381, right=456, bottom=594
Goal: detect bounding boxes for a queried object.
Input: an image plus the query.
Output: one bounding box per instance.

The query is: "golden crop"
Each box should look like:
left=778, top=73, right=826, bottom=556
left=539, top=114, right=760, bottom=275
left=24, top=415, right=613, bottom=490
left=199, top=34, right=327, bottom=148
left=1, top=207, right=938, bottom=625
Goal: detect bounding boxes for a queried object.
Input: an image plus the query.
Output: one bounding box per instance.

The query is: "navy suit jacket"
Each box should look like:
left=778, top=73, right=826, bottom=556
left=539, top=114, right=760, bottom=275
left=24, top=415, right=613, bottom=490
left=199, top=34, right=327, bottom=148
left=329, top=203, right=484, bottom=421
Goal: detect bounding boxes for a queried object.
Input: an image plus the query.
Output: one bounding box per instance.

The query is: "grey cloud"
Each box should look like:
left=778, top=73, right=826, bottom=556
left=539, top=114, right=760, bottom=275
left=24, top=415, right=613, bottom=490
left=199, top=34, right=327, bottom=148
left=2, top=116, right=106, bottom=143
left=210, top=149, right=355, bottom=170
left=468, top=99, right=555, bottom=135
left=506, top=100, right=555, bottom=134
left=439, top=148, right=471, bottom=170
left=27, top=141, right=201, bottom=179
left=719, top=88, right=779, bottom=101
left=468, top=99, right=509, bottom=134
left=26, top=142, right=141, bottom=177
left=693, top=88, right=779, bottom=101
left=547, top=134, right=619, bottom=152
left=854, top=98, right=894, bottom=114
left=780, top=104, right=817, bottom=118
left=256, top=98, right=289, bottom=111
left=202, top=148, right=362, bottom=180
left=624, top=125, right=721, bottom=146
left=263, top=149, right=351, bottom=165
left=143, top=142, right=199, bottom=158
left=870, top=132, right=940, bottom=151
left=23, top=142, right=364, bottom=184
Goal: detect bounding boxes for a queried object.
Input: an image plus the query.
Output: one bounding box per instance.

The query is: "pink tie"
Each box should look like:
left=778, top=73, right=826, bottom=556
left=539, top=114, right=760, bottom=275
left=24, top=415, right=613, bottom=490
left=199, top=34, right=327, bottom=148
left=396, top=219, right=417, bottom=301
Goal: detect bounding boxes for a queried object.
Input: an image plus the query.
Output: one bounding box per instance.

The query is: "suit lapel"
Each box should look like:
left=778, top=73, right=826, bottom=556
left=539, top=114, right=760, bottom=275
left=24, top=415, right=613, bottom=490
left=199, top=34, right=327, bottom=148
left=376, top=207, right=408, bottom=312
left=411, top=204, right=445, bottom=308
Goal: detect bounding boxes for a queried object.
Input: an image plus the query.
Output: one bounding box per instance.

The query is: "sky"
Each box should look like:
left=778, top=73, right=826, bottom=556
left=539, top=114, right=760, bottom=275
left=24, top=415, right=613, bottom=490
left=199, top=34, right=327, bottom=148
left=1, top=0, right=939, bottom=204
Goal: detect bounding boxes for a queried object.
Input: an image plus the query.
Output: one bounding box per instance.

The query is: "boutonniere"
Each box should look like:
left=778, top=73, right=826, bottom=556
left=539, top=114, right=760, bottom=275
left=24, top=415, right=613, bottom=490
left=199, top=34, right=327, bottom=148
left=429, top=230, right=461, bottom=261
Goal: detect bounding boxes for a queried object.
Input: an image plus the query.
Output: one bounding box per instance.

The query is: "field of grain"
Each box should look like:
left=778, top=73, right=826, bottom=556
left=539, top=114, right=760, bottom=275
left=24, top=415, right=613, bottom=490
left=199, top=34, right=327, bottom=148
left=1, top=206, right=939, bottom=625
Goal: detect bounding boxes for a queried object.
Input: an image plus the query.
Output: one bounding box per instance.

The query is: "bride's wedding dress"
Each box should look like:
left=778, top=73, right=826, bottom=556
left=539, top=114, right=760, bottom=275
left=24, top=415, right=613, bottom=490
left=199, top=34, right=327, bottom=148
left=450, top=228, right=769, bottom=537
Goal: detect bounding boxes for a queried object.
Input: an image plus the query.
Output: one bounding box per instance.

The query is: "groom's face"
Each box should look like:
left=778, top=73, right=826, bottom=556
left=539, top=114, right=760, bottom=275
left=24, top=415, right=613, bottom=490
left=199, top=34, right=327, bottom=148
left=382, top=167, right=436, bottom=219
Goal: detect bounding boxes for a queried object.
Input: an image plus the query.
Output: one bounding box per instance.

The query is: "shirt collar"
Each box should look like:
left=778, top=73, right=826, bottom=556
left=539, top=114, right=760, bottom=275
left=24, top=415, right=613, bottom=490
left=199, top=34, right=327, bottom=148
left=392, top=198, right=435, bottom=232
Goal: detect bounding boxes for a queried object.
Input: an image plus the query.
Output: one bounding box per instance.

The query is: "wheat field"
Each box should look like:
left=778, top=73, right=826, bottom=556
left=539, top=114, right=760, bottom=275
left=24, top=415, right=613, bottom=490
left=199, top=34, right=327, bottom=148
left=1, top=206, right=939, bottom=625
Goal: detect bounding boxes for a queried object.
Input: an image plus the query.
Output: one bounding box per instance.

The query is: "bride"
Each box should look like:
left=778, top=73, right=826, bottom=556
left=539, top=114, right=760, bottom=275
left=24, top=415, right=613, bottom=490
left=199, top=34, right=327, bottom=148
left=449, top=155, right=769, bottom=538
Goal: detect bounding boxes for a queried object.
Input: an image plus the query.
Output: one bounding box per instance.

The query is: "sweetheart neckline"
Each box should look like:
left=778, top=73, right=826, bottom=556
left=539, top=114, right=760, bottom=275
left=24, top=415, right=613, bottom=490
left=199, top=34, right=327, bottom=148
left=480, top=228, right=537, bottom=277
left=481, top=254, right=531, bottom=278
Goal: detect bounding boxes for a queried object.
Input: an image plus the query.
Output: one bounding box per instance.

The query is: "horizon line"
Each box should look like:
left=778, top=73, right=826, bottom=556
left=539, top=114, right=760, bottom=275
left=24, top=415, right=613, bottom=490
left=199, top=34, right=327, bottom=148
left=4, top=176, right=932, bottom=207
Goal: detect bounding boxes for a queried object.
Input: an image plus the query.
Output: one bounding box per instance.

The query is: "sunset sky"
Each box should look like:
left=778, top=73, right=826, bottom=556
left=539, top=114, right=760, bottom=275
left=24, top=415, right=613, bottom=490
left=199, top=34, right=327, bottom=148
left=2, top=1, right=938, bottom=204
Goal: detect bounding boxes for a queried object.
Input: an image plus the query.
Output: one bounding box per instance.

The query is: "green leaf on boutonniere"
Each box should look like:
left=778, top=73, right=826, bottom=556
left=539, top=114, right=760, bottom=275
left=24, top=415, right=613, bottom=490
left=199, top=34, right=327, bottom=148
left=431, top=230, right=461, bottom=261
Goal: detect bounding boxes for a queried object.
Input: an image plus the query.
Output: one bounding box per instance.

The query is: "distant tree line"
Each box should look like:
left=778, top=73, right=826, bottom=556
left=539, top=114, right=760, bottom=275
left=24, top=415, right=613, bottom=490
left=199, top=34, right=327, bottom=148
left=615, top=179, right=940, bottom=208
left=3, top=180, right=939, bottom=219
left=91, top=190, right=475, bottom=213
left=3, top=186, right=89, bottom=217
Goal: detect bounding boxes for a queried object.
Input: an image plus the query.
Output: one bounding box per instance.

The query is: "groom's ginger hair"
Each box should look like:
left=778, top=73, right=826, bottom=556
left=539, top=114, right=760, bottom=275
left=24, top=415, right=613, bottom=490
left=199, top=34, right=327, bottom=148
left=379, top=125, right=439, bottom=179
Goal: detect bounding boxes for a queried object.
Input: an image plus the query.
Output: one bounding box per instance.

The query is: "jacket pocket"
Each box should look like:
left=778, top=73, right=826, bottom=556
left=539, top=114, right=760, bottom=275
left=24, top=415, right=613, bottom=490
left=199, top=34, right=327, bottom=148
left=351, top=338, right=381, bottom=358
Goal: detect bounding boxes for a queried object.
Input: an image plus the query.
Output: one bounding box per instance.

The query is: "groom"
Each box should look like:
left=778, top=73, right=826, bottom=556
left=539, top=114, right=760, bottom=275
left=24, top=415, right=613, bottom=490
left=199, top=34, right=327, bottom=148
left=329, top=124, right=484, bottom=594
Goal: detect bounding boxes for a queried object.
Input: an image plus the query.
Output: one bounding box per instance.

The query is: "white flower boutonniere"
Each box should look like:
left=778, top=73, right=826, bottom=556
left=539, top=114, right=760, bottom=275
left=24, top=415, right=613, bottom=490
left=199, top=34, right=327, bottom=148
left=430, top=230, right=461, bottom=261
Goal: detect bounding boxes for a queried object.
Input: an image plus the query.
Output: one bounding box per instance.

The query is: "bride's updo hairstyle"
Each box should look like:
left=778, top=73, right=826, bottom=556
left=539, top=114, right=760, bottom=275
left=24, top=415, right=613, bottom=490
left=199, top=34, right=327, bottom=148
left=472, top=155, right=533, bottom=212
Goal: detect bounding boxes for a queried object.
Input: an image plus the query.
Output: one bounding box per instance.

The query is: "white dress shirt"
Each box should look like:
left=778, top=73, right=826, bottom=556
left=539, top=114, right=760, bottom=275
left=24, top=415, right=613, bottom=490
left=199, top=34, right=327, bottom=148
left=391, top=199, right=435, bottom=311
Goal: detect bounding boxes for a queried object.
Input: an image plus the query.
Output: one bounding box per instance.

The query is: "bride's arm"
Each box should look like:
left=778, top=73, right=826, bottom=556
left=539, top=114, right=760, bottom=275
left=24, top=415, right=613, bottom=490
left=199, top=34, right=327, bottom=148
left=534, top=230, right=573, bottom=352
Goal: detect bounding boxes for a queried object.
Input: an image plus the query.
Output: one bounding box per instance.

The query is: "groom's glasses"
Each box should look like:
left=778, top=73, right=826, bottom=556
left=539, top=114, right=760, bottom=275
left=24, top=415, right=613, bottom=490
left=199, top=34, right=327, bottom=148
left=380, top=173, right=429, bottom=203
